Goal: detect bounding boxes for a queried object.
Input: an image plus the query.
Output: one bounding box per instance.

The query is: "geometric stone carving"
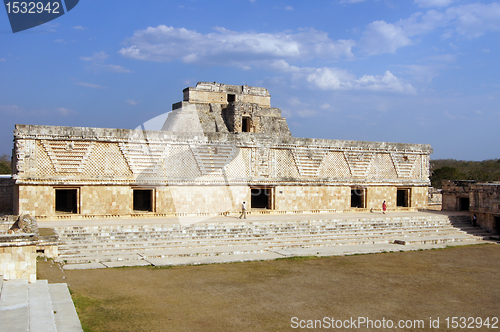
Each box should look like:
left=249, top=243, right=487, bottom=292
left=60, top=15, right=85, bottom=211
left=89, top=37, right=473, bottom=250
left=119, top=142, right=169, bottom=176
left=391, top=152, right=418, bottom=178
left=344, top=151, right=375, bottom=178
left=292, top=148, right=327, bottom=177
left=41, top=140, right=94, bottom=173
left=190, top=144, right=237, bottom=175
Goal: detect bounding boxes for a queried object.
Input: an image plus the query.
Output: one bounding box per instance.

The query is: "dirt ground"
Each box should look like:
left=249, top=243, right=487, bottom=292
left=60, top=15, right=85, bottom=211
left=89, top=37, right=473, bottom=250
left=38, top=244, right=500, bottom=332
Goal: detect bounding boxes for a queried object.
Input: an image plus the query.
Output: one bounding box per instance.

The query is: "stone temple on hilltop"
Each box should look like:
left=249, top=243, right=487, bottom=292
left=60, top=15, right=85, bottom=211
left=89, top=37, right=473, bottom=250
left=1, top=82, right=432, bottom=219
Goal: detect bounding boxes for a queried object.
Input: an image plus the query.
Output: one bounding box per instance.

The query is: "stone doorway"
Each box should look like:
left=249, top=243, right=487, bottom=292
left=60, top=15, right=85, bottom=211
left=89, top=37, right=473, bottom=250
left=242, top=117, right=251, bottom=132
left=458, top=197, right=470, bottom=211
left=397, top=188, right=410, bottom=207
left=55, top=188, right=78, bottom=214
left=251, top=187, right=273, bottom=209
left=133, top=189, right=153, bottom=212
left=494, top=216, right=500, bottom=234
left=351, top=188, right=365, bottom=208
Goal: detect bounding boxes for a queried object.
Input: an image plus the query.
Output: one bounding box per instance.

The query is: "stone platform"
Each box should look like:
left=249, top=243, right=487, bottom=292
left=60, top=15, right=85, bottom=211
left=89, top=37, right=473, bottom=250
left=37, top=211, right=495, bottom=270
left=0, top=278, right=83, bottom=332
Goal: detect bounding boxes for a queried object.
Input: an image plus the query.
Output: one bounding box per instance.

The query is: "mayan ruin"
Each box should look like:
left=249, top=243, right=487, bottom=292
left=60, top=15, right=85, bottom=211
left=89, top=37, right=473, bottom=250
left=6, top=82, right=433, bottom=220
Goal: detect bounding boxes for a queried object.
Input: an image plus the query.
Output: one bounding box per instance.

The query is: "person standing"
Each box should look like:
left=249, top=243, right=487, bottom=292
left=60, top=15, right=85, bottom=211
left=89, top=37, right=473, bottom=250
left=472, top=213, right=477, bottom=227
left=382, top=200, right=387, bottom=214
left=239, top=201, right=247, bottom=219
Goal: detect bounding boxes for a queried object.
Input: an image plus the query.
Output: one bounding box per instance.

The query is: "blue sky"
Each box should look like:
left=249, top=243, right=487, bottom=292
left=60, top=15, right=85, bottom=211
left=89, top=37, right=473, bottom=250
left=1, top=0, right=499, bottom=160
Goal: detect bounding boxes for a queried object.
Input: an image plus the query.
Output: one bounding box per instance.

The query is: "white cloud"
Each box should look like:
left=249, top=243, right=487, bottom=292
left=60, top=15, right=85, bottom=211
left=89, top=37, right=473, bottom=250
left=81, top=51, right=133, bottom=73
left=446, top=3, right=500, bottom=38
left=119, top=26, right=355, bottom=66
left=285, top=6, right=294, bottom=10
left=0, top=58, right=5, bottom=62
left=360, top=3, right=500, bottom=54
left=415, top=0, right=454, bottom=8
left=360, top=20, right=412, bottom=55
left=72, top=25, right=88, bottom=30
left=268, top=60, right=415, bottom=94
left=126, top=99, right=140, bottom=105
left=355, top=71, right=416, bottom=93
left=75, top=82, right=108, bottom=89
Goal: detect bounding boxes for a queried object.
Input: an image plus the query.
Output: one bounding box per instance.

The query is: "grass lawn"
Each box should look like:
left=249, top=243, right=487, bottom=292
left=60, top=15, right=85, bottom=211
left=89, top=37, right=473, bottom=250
left=38, top=244, right=500, bottom=332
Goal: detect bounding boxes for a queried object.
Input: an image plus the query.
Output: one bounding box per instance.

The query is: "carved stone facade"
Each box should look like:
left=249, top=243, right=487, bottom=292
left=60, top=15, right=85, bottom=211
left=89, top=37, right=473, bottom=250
left=10, top=82, right=432, bottom=219
left=442, top=180, right=500, bottom=233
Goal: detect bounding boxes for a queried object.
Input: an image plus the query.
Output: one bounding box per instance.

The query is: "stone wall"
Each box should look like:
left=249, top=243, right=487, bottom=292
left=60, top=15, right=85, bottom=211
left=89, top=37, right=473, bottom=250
left=11, top=124, right=432, bottom=218
left=0, top=216, right=37, bottom=282
left=0, top=245, right=37, bottom=282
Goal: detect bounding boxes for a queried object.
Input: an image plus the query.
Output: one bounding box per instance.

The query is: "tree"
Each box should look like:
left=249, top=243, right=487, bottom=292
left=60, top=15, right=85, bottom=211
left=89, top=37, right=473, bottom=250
left=430, top=166, right=466, bottom=188
left=0, top=154, right=11, bottom=174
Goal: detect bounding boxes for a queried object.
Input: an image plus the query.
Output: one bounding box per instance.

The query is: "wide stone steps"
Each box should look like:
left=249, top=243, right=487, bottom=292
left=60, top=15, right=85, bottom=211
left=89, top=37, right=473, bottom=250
left=55, top=218, right=461, bottom=239
left=0, top=278, right=83, bottom=332
left=52, top=215, right=490, bottom=266
left=56, top=225, right=477, bottom=254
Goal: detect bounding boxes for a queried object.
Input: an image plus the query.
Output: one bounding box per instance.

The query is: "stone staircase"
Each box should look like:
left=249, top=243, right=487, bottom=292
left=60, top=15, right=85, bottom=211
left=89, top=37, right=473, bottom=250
left=0, top=278, right=83, bottom=332
left=52, top=215, right=491, bottom=269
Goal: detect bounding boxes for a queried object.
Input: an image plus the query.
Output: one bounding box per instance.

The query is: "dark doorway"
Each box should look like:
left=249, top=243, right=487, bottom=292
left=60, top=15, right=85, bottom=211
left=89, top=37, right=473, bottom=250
left=55, top=189, right=78, bottom=213
left=351, top=188, right=365, bottom=208
left=495, top=216, right=500, bottom=234
left=242, top=117, right=251, bottom=132
left=458, top=197, right=470, bottom=211
left=227, top=94, right=235, bottom=103
left=251, top=188, right=272, bottom=209
left=397, top=189, right=410, bottom=207
left=133, top=189, right=153, bottom=212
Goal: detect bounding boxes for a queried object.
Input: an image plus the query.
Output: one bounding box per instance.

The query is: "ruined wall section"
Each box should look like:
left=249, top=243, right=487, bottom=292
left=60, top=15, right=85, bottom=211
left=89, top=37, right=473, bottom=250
left=183, top=82, right=271, bottom=107
left=13, top=125, right=432, bottom=187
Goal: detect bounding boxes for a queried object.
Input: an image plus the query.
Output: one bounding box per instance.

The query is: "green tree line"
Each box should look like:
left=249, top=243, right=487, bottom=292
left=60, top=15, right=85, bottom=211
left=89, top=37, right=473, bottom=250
left=0, top=154, right=11, bottom=174
left=430, top=159, right=500, bottom=188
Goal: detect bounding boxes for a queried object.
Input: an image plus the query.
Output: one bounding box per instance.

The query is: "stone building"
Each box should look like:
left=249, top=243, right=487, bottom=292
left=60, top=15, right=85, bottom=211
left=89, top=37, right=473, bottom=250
left=8, top=82, right=432, bottom=220
left=442, top=180, right=500, bottom=233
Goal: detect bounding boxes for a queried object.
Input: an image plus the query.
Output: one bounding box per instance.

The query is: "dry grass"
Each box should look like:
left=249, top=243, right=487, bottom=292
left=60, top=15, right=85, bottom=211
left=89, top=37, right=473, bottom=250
left=38, top=244, right=500, bottom=332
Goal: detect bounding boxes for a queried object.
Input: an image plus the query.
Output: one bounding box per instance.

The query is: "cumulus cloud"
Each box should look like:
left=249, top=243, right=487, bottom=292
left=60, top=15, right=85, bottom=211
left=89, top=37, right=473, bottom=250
left=360, top=20, right=412, bottom=55
left=119, top=26, right=355, bottom=66
left=359, top=3, right=500, bottom=55
left=268, top=60, right=415, bottom=93
left=446, top=3, right=500, bottom=38
left=81, top=51, right=133, bottom=73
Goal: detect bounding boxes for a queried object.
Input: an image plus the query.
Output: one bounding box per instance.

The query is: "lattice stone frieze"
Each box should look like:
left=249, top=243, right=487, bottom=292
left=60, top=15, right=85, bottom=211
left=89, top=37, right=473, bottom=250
left=319, top=151, right=352, bottom=178
left=41, top=140, right=94, bottom=173
left=391, top=152, right=419, bottom=178
left=344, top=151, right=375, bottom=178
left=119, top=142, right=169, bottom=175
left=251, top=147, right=274, bottom=178
left=292, top=148, right=327, bottom=177
left=190, top=144, right=237, bottom=174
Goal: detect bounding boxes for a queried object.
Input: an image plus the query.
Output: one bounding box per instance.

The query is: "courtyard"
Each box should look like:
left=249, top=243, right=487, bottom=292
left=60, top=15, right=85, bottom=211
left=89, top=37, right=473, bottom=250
left=38, top=243, right=500, bottom=332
